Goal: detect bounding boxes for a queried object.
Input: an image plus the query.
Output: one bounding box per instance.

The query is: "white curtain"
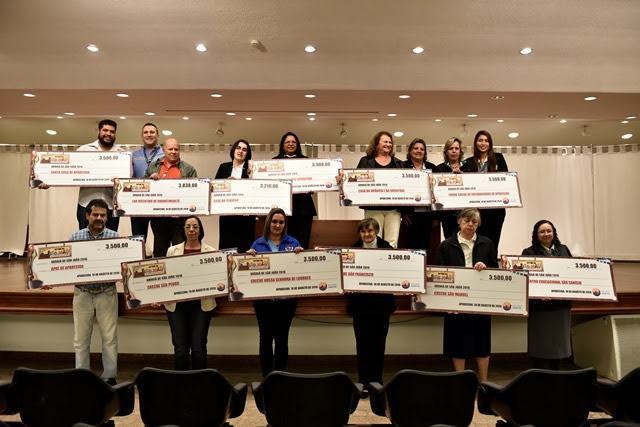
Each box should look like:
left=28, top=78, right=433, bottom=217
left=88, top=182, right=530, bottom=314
left=0, top=147, right=30, bottom=254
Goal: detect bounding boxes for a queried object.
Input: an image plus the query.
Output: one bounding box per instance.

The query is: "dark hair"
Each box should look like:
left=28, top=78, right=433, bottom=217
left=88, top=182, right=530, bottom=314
left=180, top=216, right=205, bottom=242
left=229, top=139, right=252, bottom=161
left=141, top=123, right=158, bottom=132
left=85, top=198, right=109, bottom=214
left=357, top=218, right=380, bottom=233
left=365, top=131, right=394, bottom=157
left=263, top=208, right=287, bottom=238
left=98, top=119, right=117, bottom=131
left=277, top=132, right=303, bottom=157
left=473, top=130, right=497, bottom=171
left=531, top=220, right=562, bottom=249
left=406, top=138, right=427, bottom=161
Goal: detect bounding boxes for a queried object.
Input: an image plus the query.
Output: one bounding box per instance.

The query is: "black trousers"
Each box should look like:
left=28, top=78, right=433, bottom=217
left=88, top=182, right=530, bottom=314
left=130, top=216, right=152, bottom=241
left=477, top=208, right=506, bottom=252
left=150, top=217, right=185, bottom=257
left=253, top=299, right=297, bottom=377
left=352, top=312, right=391, bottom=384
left=440, top=210, right=460, bottom=240
left=76, top=204, right=119, bottom=231
left=166, top=300, right=212, bottom=370
left=286, top=214, right=313, bottom=249
left=218, top=215, right=256, bottom=253
left=405, top=212, right=435, bottom=250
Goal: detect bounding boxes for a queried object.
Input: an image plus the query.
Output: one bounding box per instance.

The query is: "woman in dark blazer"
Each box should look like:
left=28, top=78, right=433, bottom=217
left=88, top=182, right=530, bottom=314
left=521, top=219, right=573, bottom=370
left=273, top=131, right=316, bottom=249
left=214, top=139, right=256, bottom=252
left=438, top=208, right=497, bottom=382
left=436, top=137, right=465, bottom=239
left=347, top=218, right=396, bottom=386
left=462, top=130, right=508, bottom=251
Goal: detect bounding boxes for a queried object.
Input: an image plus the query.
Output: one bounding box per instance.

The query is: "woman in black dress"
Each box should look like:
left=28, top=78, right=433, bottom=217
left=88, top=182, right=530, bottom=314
left=521, top=220, right=573, bottom=370
left=214, top=139, right=256, bottom=252
left=438, top=208, right=497, bottom=381
left=435, top=137, right=465, bottom=239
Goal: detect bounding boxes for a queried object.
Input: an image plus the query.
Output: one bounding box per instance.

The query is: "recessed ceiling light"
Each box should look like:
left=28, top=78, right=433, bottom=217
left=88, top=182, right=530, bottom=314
left=621, top=133, right=633, bottom=140
left=508, top=132, right=520, bottom=139
left=182, top=116, right=189, bottom=120
left=584, top=96, right=597, bottom=101
left=116, top=93, right=129, bottom=98
left=119, top=116, right=127, bottom=120
left=621, top=120, right=629, bottom=124
left=86, top=44, right=99, bottom=53
left=64, top=112, right=75, bottom=116
left=387, top=113, right=397, bottom=117
left=547, top=114, right=558, bottom=119
left=398, top=94, right=411, bottom=99
left=412, top=46, right=425, bottom=54
left=308, top=117, right=316, bottom=121
left=210, top=93, right=223, bottom=98
left=393, top=131, right=404, bottom=137
left=226, top=112, right=236, bottom=116
left=304, top=94, right=316, bottom=99
left=371, top=118, right=379, bottom=122
left=195, top=43, right=207, bottom=52
left=245, top=117, right=253, bottom=121
left=307, top=112, right=316, bottom=116
left=144, top=112, right=155, bottom=116
left=491, top=95, right=505, bottom=100
left=23, top=93, right=36, bottom=98
left=497, top=119, right=505, bottom=123
left=467, top=113, right=478, bottom=118
left=625, top=116, right=637, bottom=120
left=161, top=130, right=173, bottom=136
left=559, top=119, right=568, bottom=123
left=519, top=47, right=533, bottom=55
left=45, top=129, right=57, bottom=135
left=304, top=45, right=317, bottom=53
left=434, top=119, right=442, bottom=122
left=56, top=116, right=64, bottom=119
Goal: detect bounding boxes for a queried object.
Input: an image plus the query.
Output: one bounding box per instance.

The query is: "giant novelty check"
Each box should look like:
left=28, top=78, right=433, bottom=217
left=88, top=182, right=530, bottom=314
left=27, top=237, right=144, bottom=288
left=417, top=267, right=528, bottom=316
left=30, top=151, right=132, bottom=188
left=113, top=178, right=211, bottom=216
left=502, top=256, right=616, bottom=301
left=251, top=158, right=343, bottom=193
left=228, top=250, right=343, bottom=300
left=341, top=248, right=426, bottom=294
left=430, top=172, right=522, bottom=210
left=339, top=169, right=431, bottom=207
left=122, top=251, right=229, bottom=308
left=210, top=179, right=292, bottom=216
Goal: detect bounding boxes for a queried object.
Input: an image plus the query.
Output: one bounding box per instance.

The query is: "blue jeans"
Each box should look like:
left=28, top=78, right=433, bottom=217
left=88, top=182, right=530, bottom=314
left=166, top=300, right=212, bottom=370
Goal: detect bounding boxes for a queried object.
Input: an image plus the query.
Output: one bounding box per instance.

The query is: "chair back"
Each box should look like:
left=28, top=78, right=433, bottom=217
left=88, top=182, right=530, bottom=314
left=382, top=369, right=478, bottom=427
left=599, top=367, right=640, bottom=422
left=11, top=367, right=118, bottom=427
left=495, top=368, right=596, bottom=427
left=257, top=371, right=360, bottom=427
left=135, top=367, right=238, bottom=427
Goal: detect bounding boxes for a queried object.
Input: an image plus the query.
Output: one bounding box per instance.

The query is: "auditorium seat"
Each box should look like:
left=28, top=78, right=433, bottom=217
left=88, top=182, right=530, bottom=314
left=595, top=367, right=640, bottom=423
left=478, top=368, right=596, bottom=427
left=135, top=367, right=247, bottom=427
left=252, top=371, right=363, bottom=427
left=6, top=367, right=134, bottom=427
left=368, top=369, right=478, bottom=427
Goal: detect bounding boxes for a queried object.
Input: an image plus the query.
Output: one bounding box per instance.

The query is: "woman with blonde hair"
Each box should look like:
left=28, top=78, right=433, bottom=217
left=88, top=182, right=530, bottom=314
left=436, top=137, right=465, bottom=238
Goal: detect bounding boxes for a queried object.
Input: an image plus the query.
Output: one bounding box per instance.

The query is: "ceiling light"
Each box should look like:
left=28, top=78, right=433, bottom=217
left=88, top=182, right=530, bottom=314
left=226, top=112, right=236, bottom=116
left=45, top=129, right=57, bottom=135
left=245, top=117, right=253, bottom=121
left=371, top=118, right=379, bottom=122
left=307, top=112, right=316, bottom=116
left=23, top=93, right=36, bottom=97
left=182, top=116, right=189, bottom=120
left=581, top=125, right=590, bottom=137
left=308, top=117, right=316, bottom=121
left=625, top=116, right=637, bottom=120
left=519, top=47, right=533, bottom=55
left=387, top=113, right=397, bottom=117
left=393, top=131, right=404, bottom=137
left=195, top=43, right=207, bottom=52
left=559, top=119, right=568, bottom=123
left=304, top=45, right=317, bottom=53
left=161, top=130, right=173, bottom=136
left=339, top=123, right=347, bottom=137
left=304, top=94, right=316, bottom=99
left=467, top=113, right=478, bottom=118
left=547, top=114, right=558, bottom=119
left=497, top=119, right=504, bottom=123
left=210, top=93, right=223, bottom=98
left=86, top=44, right=99, bottom=53
left=621, top=120, right=629, bottom=124
left=621, top=133, right=633, bottom=140
left=491, top=95, right=505, bottom=100
left=116, top=93, right=129, bottom=98
left=119, top=116, right=127, bottom=120
left=412, top=46, right=425, bottom=54
left=434, top=119, right=442, bottom=122
left=63, top=112, right=75, bottom=116
left=216, top=123, right=224, bottom=136
left=584, top=96, right=597, bottom=101
left=398, top=94, right=411, bottom=99
left=144, top=112, right=155, bottom=116
left=508, top=132, right=520, bottom=139
left=56, top=116, right=64, bottom=119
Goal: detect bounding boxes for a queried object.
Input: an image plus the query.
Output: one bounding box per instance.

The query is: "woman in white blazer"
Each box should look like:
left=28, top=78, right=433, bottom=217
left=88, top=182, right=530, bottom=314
left=164, top=215, right=217, bottom=370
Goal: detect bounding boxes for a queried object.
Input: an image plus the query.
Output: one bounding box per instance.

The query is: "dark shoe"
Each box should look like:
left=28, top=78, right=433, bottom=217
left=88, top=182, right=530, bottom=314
left=105, top=377, right=117, bottom=386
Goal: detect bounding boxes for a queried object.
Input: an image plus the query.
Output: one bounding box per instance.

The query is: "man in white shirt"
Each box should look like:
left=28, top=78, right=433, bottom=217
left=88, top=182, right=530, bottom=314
left=76, top=119, right=124, bottom=231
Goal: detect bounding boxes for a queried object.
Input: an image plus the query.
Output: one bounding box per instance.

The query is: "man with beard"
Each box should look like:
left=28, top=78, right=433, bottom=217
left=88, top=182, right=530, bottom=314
left=69, top=198, right=120, bottom=384
left=76, top=119, right=124, bottom=231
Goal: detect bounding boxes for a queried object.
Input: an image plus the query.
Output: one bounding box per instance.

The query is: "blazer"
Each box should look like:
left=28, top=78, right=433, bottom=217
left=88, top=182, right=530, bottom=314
left=357, top=155, right=404, bottom=169
left=273, top=154, right=317, bottom=216
left=402, top=159, right=437, bottom=171
left=435, top=162, right=465, bottom=173
left=164, top=242, right=217, bottom=312
left=437, top=234, right=498, bottom=268
left=522, top=244, right=572, bottom=258
left=214, top=161, right=250, bottom=179
left=346, top=237, right=397, bottom=316
left=462, top=152, right=508, bottom=173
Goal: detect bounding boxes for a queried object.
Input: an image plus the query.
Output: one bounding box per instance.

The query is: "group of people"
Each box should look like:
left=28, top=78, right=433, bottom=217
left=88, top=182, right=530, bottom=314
left=55, top=119, right=573, bottom=387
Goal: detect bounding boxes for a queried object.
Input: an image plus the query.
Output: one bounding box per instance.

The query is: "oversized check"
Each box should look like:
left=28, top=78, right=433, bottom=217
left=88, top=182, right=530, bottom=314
left=339, top=169, right=431, bottom=207
left=30, top=151, right=132, bottom=188
left=228, top=250, right=343, bottom=300
left=341, top=248, right=426, bottom=294
left=113, top=178, right=211, bottom=216
left=251, top=158, right=343, bottom=193
left=417, top=267, right=528, bottom=316
left=210, top=179, right=292, bottom=216
left=122, top=251, right=228, bottom=308
left=27, top=237, right=144, bottom=289
left=430, top=172, right=522, bottom=210
left=502, top=255, right=616, bottom=301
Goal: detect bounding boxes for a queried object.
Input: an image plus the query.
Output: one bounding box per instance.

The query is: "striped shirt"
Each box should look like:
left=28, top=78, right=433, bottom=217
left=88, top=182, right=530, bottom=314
left=70, top=227, right=119, bottom=292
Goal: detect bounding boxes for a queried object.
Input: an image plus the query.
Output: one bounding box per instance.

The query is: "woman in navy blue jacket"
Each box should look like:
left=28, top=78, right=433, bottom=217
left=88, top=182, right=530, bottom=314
left=247, top=208, right=303, bottom=376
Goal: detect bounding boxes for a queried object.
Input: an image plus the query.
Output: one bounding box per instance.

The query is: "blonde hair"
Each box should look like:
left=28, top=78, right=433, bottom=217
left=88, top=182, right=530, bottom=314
left=442, top=137, right=464, bottom=163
